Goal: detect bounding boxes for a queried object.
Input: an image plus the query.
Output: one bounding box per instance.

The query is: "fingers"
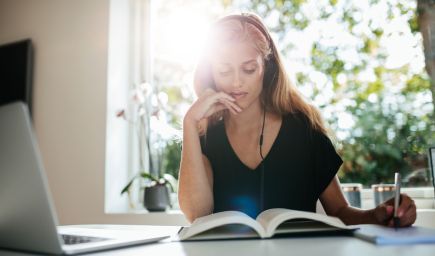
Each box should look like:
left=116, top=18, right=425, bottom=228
left=398, top=195, right=417, bottom=227
left=203, top=98, right=241, bottom=118
left=219, top=102, right=238, bottom=115
left=383, top=194, right=417, bottom=227
left=382, top=196, right=396, bottom=206
left=212, top=92, right=237, bottom=104
left=397, top=194, right=412, bottom=217
left=202, top=91, right=242, bottom=114
left=218, top=98, right=242, bottom=114
left=399, top=203, right=416, bottom=227
left=203, top=103, right=227, bottom=118
left=199, top=90, right=231, bottom=102
left=375, top=204, right=394, bottom=225
left=187, top=89, right=243, bottom=123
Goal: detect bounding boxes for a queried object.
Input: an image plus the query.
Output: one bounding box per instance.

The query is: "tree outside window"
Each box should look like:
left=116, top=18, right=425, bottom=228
left=150, top=0, right=434, bottom=188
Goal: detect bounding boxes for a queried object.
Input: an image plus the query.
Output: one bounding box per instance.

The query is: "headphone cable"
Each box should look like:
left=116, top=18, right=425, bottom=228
left=259, top=109, right=266, bottom=211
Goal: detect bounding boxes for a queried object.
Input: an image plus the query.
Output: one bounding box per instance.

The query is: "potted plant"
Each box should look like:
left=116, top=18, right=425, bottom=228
left=116, top=82, right=178, bottom=211
left=120, top=172, right=175, bottom=211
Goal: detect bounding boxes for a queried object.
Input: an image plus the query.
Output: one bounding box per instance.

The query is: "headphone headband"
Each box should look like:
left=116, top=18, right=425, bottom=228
left=213, top=13, right=279, bottom=91
left=214, top=14, right=274, bottom=48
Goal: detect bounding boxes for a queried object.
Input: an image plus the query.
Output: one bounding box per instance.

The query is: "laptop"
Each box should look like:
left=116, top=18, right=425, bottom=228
left=0, top=102, right=169, bottom=255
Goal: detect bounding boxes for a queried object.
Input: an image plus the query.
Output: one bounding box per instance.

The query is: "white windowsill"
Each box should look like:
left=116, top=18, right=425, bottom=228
left=361, top=187, right=435, bottom=199
left=106, top=187, right=435, bottom=215
left=100, top=187, right=434, bottom=227
left=360, top=187, right=435, bottom=209
left=109, top=209, right=184, bottom=215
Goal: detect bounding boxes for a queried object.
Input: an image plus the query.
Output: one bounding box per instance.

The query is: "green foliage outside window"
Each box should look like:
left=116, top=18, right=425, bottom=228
left=154, top=0, right=435, bottom=187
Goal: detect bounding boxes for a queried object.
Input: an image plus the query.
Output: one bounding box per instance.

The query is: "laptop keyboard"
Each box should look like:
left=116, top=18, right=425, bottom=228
left=61, top=234, right=109, bottom=245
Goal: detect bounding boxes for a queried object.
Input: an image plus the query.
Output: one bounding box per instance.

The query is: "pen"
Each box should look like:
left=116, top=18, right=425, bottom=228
left=393, top=172, right=401, bottom=230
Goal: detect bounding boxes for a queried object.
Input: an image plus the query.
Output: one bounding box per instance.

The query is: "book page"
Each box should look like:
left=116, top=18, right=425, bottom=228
left=273, top=220, right=349, bottom=235
left=178, top=211, right=265, bottom=240
left=178, top=224, right=261, bottom=241
left=256, top=208, right=352, bottom=237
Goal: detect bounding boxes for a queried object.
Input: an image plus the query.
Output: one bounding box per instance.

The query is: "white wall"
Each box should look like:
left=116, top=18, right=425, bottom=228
left=0, top=0, right=188, bottom=226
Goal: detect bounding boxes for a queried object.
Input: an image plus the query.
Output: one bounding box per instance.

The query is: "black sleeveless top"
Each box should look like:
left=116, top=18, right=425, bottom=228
left=200, top=111, right=343, bottom=218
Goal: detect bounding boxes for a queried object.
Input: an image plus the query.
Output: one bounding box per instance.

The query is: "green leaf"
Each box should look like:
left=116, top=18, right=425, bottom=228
left=403, top=74, right=431, bottom=93
left=140, top=172, right=160, bottom=183
left=120, top=176, right=136, bottom=195
left=163, top=173, right=177, bottom=192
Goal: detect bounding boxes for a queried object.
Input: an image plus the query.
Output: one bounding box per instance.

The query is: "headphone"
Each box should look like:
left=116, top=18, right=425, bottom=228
left=215, top=13, right=279, bottom=92
left=215, top=13, right=279, bottom=212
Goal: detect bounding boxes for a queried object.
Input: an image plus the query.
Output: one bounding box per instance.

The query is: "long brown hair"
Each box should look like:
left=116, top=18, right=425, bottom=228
left=194, top=12, right=329, bottom=136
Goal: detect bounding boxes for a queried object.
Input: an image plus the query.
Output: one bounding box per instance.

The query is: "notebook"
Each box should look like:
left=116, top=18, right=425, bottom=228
left=353, top=224, right=435, bottom=245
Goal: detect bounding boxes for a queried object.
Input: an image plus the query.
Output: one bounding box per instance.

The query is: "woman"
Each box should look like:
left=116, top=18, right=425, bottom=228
left=178, top=12, right=416, bottom=226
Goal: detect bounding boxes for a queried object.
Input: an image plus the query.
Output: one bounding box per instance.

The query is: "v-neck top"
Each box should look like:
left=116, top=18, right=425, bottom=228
left=200, top=111, right=343, bottom=218
left=224, top=115, right=283, bottom=171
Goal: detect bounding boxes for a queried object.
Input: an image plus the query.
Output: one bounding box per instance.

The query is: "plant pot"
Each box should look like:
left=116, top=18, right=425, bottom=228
left=341, top=183, right=362, bottom=208
left=372, top=184, right=395, bottom=206
left=144, top=184, right=170, bottom=212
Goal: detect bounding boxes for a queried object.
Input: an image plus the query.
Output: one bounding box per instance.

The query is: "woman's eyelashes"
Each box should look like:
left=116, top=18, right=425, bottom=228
left=219, top=70, right=232, bottom=76
left=244, top=68, right=256, bottom=74
left=219, top=68, right=257, bottom=76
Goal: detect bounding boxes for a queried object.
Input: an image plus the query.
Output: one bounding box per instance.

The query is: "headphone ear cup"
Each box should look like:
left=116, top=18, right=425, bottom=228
left=263, top=57, right=278, bottom=88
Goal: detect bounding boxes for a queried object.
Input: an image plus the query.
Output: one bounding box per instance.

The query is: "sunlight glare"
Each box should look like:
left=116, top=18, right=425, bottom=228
left=155, top=7, right=212, bottom=67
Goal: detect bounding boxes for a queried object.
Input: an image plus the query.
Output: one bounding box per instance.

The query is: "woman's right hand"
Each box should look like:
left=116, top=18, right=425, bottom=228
left=184, top=88, right=242, bottom=126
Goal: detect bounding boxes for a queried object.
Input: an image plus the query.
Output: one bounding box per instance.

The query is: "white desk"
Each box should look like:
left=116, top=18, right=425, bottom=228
left=1, top=225, right=435, bottom=256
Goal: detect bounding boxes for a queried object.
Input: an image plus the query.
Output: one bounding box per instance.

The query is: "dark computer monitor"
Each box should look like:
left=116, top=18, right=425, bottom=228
left=0, top=39, right=34, bottom=115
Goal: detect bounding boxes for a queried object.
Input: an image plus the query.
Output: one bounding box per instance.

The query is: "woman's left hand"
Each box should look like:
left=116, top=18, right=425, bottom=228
left=372, top=193, right=417, bottom=227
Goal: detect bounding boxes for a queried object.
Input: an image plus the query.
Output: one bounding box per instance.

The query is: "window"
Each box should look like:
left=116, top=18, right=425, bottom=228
left=105, top=0, right=222, bottom=213
left=105, top=0, right=155, bottom=213
left=106, top=0, right=434, bottom=213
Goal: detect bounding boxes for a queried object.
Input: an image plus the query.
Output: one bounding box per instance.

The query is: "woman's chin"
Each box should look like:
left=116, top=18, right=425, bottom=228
left=234, top=101, right=247, bottom=111
left=237, top=98, right=261, bottom=111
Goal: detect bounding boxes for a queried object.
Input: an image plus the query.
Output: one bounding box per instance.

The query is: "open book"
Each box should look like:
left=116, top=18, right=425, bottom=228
left=177, top=208, right=355, bottom=241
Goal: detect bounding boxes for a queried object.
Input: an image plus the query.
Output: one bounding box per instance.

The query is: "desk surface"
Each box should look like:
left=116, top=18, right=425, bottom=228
left=1, top=225, right=435, bottom=256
